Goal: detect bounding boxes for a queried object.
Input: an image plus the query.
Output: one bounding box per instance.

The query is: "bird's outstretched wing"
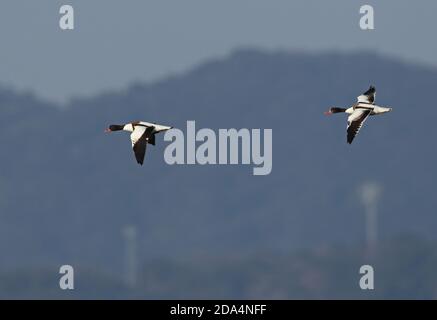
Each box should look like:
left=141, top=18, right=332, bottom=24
left=130, top=126, right=155, bottom=165
left=148, top=133, right=156, bottom=146
left=347, top=109, right=371, bottom=144
left=357, top=85, right=376, bottom=104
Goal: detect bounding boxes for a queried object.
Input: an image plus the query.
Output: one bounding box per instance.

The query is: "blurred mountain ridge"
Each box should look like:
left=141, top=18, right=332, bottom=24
left=0, top=48, right=436, bottom=275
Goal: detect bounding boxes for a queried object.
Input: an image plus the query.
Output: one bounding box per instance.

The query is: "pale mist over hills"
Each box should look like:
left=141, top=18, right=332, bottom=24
left=0, top=49, right=437, bottom=298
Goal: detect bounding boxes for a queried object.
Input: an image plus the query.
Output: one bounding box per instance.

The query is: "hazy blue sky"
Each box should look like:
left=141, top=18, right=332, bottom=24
left=0, top=0, right=436, bottom=103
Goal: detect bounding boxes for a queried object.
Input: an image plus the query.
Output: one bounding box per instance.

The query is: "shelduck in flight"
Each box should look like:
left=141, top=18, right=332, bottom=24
left=324, top=85, right=392, bottom=144
left=105, top=121, right=173, bottom=165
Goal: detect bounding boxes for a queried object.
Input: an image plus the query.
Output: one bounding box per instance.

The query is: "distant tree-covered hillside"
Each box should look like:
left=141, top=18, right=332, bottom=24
left=0, top=49, right=436, bottom=278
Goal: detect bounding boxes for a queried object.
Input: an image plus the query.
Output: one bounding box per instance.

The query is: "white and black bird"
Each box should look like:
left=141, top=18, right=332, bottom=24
left=105, top=121, right=173, bottom=165
left=324, top=86, right=392, bottom=144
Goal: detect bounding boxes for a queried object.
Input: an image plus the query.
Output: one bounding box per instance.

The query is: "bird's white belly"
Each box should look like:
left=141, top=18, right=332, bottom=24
left=371, top=105, right=391, bottom=115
